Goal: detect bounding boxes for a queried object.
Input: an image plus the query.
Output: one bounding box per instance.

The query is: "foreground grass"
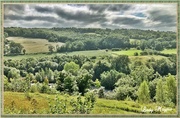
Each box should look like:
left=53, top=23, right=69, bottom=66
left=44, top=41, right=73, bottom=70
left=4, top=92, right=176, bottom=114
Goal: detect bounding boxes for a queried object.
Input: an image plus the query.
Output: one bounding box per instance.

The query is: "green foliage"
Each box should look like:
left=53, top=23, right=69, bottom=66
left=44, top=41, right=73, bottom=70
left=4, top=76, right=12, bottom=91
left=43, top=77, right=49, bottom=85
left=112, top=55, right=130, bottom=74
left=64, top=74, right=78, bottom=93
left=134, top=52, right=138, bottom=56
left=71, top=92, right=96, bottom=114
left=48, top=94, right=68, bottom=114
left=165, top=74, right=176, bottom=105
left=152, top=58, right=176, bottom=76
left=76, top=69, right=93, bottom=95
left=64, top=61, right=80, bottom=72
left=93, top=60, right=111, bottom=81
left=7, top=68, right=20, bottom=80
left=148, top=74, right=160, bottom=100
left=131, top=65, right=154, bottom=85
left=155, top=78, right=167, bottom=103
left=98, top=87, right=105, bottom=98
left=40, top=84, right=50, bottom=93
left=48, top=45, right=55, bottom=53
left=114, top=75, right=137, bottom=100
left=30, top=85, right=38, bottom=93
left=48, top=92, right=96, bottom=114
left=137, top=81, right=150, bottom=103
left=81, top=62, right=93, bottom=71
left=100, top=70, right=122, bottom=90
left=23, top=49, right=26, bottom=55
left=94, top=79, right=101, bottom=88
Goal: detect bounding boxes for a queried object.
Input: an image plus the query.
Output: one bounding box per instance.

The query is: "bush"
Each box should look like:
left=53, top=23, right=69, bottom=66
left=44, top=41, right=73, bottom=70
left=40, top=84, right=50, bottom=93
left=104, top=91, right=116, bottom=100
left=134, top=52, right=138, bottom=56
left=30, top=85, right=38, bottom=93
left=47, top=88, right=59, bottom=94
left=112, top=48, right=121, bottom=51
left=136, top=46, right=141, bottom=50
left=140, top=51, right=148, bottom=55
left=98, top=87, right=105, bottom=98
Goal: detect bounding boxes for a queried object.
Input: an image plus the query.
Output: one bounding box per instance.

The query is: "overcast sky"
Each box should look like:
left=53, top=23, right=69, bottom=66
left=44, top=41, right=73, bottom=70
left=4, top=4, right=177, bottom=31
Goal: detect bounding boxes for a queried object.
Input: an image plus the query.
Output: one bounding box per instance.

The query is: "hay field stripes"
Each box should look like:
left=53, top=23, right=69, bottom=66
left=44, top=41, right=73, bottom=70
left=7, top=37, right=65, bottom=53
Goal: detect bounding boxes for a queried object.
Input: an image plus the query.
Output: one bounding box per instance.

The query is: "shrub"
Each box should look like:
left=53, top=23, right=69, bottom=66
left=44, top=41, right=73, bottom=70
left=40, top=84, right=50, bottom=93
left=134, top=52, right=138, bottom=56
left=104, top=91, right=116, bottom=100
left=98, top=87, right=105, bottom=98
left=140, top=51, right=148, bottom=55
left=112, top=48, right=120, bottom=51
left=136, top=46, right=141, bottom=50
left=30, top=85, right=38, bottom=93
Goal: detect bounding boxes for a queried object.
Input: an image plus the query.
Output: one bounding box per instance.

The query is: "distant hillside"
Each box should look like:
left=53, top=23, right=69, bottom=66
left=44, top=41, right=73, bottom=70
left=4, top=27, right=176, bottom=52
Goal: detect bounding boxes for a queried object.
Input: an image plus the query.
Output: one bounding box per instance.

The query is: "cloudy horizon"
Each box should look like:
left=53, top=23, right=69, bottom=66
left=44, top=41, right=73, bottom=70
left=4, top=4, right=177, bottom=31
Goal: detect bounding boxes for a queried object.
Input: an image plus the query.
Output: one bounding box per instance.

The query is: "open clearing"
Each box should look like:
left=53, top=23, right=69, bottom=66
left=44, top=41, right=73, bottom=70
left=4, top=48, right=174, bottom=61
left=112, top=49, right=142, bottom=56
left=161, top=49, right=177, bottom=54
left=7, top=37, right=65, bottom=53
left=4, top=92, right=176, bottom=114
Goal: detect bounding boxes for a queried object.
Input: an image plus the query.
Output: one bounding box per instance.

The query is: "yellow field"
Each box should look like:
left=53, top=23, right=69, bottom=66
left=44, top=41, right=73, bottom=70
left=3, top=92, right=176, bottom=114
left=7, top=37, right=65, bottom=53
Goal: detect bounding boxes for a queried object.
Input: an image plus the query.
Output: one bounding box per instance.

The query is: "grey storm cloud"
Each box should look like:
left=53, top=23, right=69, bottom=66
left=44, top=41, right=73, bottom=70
left=4, top=14, right=60, bottom=22
left=54, top=7, right=107, bottom=23
left=108, top=4, right=132, bottom=11
left=113, top=17, right=143, bottom=25
left=3, top=4, right=177, bottom=31
left=149, top=10, right=176, bottom=23
left=34, top=6, right=53, bottom=13
left=87, top=4, right=132, bottom=13
left=33, top=5, right=107, bottom=24
left=87, top=4, right=109, bottom=12
left=4, top=4, right=25, bottom=12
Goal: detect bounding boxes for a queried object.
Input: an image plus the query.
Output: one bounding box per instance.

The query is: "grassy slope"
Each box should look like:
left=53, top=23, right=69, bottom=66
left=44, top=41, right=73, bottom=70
left=4, top=48, right=172, bottom=61
left=161, top=49, right=177, bottom=54
left=4, top=92, right=176, bottom=114
left=112, top=49, right=142, bottom=56
left=7, top=37, right=64, bottom=53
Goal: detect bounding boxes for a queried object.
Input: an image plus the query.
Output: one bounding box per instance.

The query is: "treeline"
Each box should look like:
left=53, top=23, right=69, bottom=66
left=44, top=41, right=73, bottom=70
left=4, top=54, right=176, bottom=106
left=4, top=27, right=176, bottom=53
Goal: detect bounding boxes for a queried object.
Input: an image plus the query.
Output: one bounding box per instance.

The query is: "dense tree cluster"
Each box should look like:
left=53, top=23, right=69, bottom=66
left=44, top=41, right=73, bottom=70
left=4, top=27, right=176, bottom=53
left=4, top=33, right=24, bottom=55
left=4, top=54, right=177, bottom=106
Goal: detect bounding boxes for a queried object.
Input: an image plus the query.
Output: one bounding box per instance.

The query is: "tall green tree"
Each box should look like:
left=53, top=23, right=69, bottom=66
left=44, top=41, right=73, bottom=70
left=76, top=69, right=93, bottom=95
left=137, top=81, right=150, bottom=103
left=112, top=55, right=130, bottom=74
left=155, top=78, right=167, bottom=103
left=131, top=65, right=154, bottom=85
left=165, top=74, right=176, bottom=104
left=100, top=70, right=122, bottom=90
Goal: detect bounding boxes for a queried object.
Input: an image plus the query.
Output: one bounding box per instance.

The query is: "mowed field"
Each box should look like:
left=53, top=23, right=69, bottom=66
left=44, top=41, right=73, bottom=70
left=4, top=92, right=176, bottom=114
left=7, top=37, right=65, bottom=53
